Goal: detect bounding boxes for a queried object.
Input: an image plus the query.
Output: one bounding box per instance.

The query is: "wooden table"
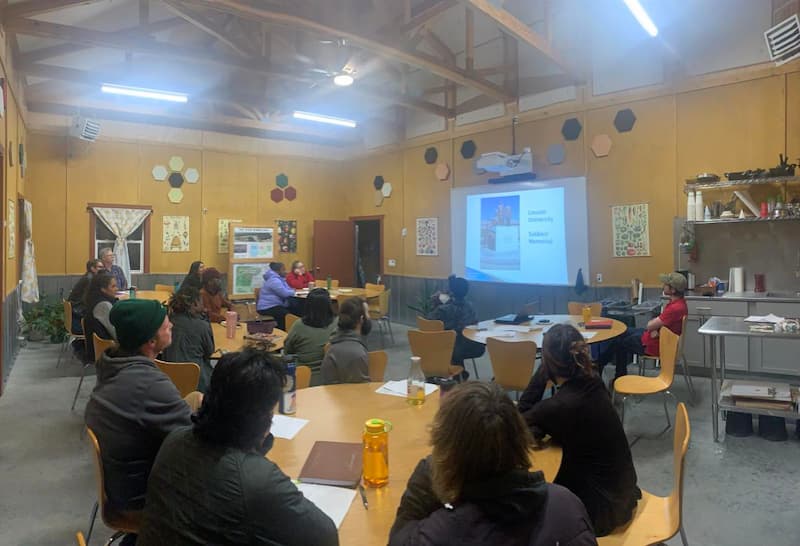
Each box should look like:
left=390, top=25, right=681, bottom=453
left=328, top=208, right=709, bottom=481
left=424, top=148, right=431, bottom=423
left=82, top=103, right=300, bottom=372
left=462, top=314, right=627, bottom=346
left=292, top=287, right=384, bottom=301
left=210, top=322, right=287, bottom=355
left=116, top=290, right=172, bottom=304
left=269, top=383, right=562, bottom=545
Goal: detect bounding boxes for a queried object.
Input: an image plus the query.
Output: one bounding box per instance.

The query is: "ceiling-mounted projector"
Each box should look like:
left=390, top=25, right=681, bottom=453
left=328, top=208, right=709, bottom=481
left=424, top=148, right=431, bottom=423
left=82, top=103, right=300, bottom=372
left=475, top=147, right=535, bottom=183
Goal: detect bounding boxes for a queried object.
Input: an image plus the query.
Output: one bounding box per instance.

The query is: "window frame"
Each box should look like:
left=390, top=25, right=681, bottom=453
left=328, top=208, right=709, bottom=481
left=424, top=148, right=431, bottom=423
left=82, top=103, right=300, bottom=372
left=88, top=203, right=152, bottom=274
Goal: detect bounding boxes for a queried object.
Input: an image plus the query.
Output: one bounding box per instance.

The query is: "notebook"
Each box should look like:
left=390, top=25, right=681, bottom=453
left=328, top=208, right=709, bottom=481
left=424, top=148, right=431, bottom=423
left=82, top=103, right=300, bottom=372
left=298, top=441, right=363, bottom=488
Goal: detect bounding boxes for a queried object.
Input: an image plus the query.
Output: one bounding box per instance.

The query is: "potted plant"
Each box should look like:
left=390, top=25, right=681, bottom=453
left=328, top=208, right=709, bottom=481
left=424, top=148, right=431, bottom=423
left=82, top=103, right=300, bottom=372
left=22, top=296, right=68, bottom=343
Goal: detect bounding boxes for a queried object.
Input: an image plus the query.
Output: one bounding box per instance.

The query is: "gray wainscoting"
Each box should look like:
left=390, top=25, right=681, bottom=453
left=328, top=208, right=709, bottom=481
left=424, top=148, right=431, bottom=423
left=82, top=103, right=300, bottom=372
left=37, top=274, right=192, bottom=300
left=2, top=285, right=21, bottom=390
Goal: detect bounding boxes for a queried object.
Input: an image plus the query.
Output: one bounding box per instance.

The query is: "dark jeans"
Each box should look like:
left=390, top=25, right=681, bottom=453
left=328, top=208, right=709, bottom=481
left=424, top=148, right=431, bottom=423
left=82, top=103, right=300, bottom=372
left=597, top=327, right=645, bottom=379
left=452, top=334, right=485, bottom=365
left=258, top=306, right=288, bottom=330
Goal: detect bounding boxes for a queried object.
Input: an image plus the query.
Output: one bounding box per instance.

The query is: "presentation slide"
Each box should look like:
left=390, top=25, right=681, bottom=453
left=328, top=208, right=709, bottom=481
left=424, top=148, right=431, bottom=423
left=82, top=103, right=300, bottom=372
left=451, top=178, right=589, bottom=286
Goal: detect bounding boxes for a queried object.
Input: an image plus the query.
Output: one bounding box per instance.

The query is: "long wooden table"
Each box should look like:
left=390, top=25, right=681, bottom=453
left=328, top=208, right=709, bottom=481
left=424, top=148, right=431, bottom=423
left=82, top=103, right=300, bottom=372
left=292, top=287, right=384, bottom=301
left=210, top=322, right=286, bottom=355
left=269, top=383, right=562, bottom=545
left=462, top=314, right=627, bottom=346
left=116, top=290, right=172, bottom=303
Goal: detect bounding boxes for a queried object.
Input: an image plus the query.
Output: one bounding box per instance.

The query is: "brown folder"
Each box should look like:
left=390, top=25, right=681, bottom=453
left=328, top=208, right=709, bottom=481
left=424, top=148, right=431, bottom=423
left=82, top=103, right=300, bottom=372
left=298, top=441, right=363, bottom=488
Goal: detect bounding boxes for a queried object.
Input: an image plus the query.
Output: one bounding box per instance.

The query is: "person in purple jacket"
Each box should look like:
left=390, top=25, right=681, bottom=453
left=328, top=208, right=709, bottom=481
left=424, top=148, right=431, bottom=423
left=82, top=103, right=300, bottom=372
left=256, top=262, right=296, bottom=330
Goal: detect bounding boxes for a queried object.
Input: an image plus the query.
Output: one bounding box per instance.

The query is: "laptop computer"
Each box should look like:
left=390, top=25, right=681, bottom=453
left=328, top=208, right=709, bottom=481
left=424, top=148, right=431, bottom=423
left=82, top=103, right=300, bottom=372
left=494, top=302, right=537, bottom=325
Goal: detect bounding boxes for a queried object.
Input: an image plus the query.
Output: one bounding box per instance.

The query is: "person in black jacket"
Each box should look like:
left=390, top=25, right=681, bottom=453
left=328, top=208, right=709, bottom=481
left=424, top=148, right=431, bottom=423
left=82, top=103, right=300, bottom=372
left=67, top=258, right=104, bottom=332
left=178, top=260, right=205, bottom=291
left=82, top=271, right=118, bottom=362
left=518, top=324, right=641, bottom=536
left=139, top=349, right=338, bottom=546
left=389, top=381, right=597, bottom=546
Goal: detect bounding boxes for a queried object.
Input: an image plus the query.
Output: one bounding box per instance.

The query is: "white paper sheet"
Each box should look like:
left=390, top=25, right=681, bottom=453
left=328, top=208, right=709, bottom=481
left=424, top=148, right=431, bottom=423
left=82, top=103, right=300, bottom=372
left=473, top=331, right=518, bottom=342
left=376, top=380, right=438, bottom=398
left=581, top=332, right=598, bottom=340
left=744, top=314, right=784, bottom=324
left=493, top=325, right=532, bottom=333
left=271, top=414, right=309, bottom=439
left=296, top=482, right=357, bottom=528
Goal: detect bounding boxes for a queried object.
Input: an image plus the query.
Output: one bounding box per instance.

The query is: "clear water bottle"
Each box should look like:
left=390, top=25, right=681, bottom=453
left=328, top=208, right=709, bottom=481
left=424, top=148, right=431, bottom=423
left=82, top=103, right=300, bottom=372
left=407, top=356, right=426, bottom=406
left=279, top=356, right=297, bottom=415
left=326, top=274, right=332, bottom=291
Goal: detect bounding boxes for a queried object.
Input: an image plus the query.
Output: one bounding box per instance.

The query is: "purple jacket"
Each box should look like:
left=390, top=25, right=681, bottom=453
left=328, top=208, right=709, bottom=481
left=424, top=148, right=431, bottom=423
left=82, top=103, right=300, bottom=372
left=257, top=269, right=295, bottom=311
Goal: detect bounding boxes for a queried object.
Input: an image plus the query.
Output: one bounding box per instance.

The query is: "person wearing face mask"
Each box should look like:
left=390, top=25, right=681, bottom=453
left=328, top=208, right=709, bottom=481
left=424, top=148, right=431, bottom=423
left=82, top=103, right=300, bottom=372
left=595, top=272, right=688, bottom=381
left=320, top=297, right=372, bottom=385
left=286, top=260, right=315, bottom=289
left=161, top=287, right=216, bottom=392
left=517, top=324, right=640, bottom=537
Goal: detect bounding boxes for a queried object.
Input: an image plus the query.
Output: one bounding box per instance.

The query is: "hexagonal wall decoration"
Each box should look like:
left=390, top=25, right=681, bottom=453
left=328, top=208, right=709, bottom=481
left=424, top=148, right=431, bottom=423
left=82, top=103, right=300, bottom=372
left=152, top=165, right=168, bottom=181
left=373, top=175, right=384, bottom=190
left=561, top=118, right=582, bottom=141
left=168, top=188, right=184, bottom=203
left=435, top=162, right=451, bottom=181
left=285, top=186, right=297, bottom=201
left=169, top=156, right=185, bottom=172
left=168, top=172, right=185, bottom=188
left=271, top=188, right=284, bottom=203
left=424, top=147, right=438, bottom=165
left=381, top=182, right=393, bottom=198
left=374, top=190, right=384, bottom=207
left=547, top=143, right=565, bottom=165
left=184, top=168, right=199, bottom=183
left=460, top=139, right=477, bottom=159
left=276, top=173, right=289, bottom=188
left=613, top=109, right=636, bottom=133
left=591, top=134, right=613, bottom=157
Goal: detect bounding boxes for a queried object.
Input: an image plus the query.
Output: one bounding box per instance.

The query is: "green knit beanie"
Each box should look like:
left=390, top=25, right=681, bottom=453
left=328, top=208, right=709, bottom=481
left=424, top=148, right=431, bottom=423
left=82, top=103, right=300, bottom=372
left=110, top=299, right=168, bottom=351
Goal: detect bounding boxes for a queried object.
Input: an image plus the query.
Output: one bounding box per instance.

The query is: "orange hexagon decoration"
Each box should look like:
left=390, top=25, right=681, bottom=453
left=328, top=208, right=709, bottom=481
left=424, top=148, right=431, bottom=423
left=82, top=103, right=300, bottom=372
left=591, top=134, right=612, bottom=158
left=435, top=162, right=451, bottom=181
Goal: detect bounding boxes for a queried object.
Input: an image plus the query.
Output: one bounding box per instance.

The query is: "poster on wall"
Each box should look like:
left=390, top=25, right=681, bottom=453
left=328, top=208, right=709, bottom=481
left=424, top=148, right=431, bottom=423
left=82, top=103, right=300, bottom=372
left=231, top=262, right=270, bottom=296
left=612, top=203, right=650, bottom=257
left=218, top=218, right=242, bottom=254
left=277, top=220, right=297, bottom=253
left=232, top=226, right=274, bottom=260
left=162, top=215, right=190, bottom=252
left=7, top=199, right=15, bottom=259
left=416, top=217, right=438, bottom=256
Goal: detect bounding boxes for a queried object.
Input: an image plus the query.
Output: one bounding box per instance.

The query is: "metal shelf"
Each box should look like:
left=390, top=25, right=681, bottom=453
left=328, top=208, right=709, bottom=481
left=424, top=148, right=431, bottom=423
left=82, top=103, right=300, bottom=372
left=687, top=216, right=800, bottom=225
left=684, top=175, right=800, bottom=193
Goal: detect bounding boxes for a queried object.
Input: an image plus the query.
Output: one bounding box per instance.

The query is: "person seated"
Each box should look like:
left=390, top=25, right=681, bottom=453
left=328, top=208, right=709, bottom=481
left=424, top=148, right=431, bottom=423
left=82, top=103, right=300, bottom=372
left=320, top=297, right=371, bottom=385
left=67, top=258, right=104, bottom=333
left=99, top=247, right=127, bottom=291
left=286, top=260, right=315, bottom=289
left=596, top=272, right=688, bottom=380
left=284, top=288, right=336, bottom=366
left=199, top=267, right=234, bottom=323
left=161, top=287, right=215, bottom=392
left=85, top=299, right=196, bottom=546
left=389, top=381, right=597, bottom=546
left=82, top=272, right=119, bottom=362
left=179, top=260, right=205, bottom=292
left=256, top=262, right=296, bottom=330
left=138, top=348, right=338, bottom=546
left=426, top=275, right=485, bottom=379
left=517, top=324, right=641, bottom=537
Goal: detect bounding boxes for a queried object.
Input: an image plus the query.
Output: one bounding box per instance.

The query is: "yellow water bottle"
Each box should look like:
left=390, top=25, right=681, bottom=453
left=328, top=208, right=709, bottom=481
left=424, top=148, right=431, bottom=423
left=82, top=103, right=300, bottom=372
left=363, top=418, right=391, bottom=488
left=582, top=305, right=592, bottom=325
left=407, top=356, right=426, bottom=406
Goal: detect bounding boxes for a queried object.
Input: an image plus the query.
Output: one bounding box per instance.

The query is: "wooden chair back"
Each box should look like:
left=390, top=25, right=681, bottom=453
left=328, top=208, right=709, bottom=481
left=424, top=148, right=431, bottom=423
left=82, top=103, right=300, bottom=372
left=364, top=282, right=385, bottom=292
left=93, top=333, right=117, bottom=364
left=567, top=301, right=602, bottom=316
left=656, top=326, right=680, bottom=385
left=669, top=402, right=691, bottom=536
left=407, top=329, right=456, bottom=377
left=315, top=279, right=340, bottom=288
left=86, top=426, right=141, bottom=533
left=296, top=365, right=312, bottom=389
left=416, top=316, right=444, bottom=331
left=63, top=300, right=83, bottom=337
left=676, top=314, right=688, bottom=358
left=75, top=532, right=87, bottom=546
left=154, top=359, right=201, bottom=397
left=368, top=350, right=388, bottom=382
left=487, top=338, right=537, bottom=391
left=285, top=313, right=300, bottom=332
left=154, top=283, right=174, bottom=294
left=368, top=288, right=391, bottom=318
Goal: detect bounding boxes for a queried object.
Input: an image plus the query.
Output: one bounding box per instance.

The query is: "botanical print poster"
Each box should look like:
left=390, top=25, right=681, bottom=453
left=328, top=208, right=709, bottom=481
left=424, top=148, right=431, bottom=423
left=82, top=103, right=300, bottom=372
left=416, top=217, right=438, bottom=256
left=612, top=203, right=650, bottom=257
left=163, top=215, right=190, bottom=252
left=218, top=218, right=241, bottom=254
left=7, top=199, right=14, bottom=259
left=277, top=220, right=297, bottom=253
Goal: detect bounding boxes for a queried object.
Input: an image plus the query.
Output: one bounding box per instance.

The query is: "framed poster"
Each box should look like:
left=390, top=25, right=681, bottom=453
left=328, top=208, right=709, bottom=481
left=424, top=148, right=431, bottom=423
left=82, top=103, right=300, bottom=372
left=231, top=225, right=274, bottom=261
left=7, top=199, right=15, bottom=259
left=230, top=262, right=270, bottom=296
left=416, top=217, right=438, bottom=256
left=612, top=203, right=650, bottom=257
left=162, top=215, right=190, bottom=252
left=218, top=218, right=241, bottom=254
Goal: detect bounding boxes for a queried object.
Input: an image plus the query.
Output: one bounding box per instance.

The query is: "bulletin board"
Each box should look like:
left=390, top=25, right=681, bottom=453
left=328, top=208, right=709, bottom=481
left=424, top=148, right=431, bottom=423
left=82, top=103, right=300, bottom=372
left=228, top=224, right=275, bottom=297
left=230, top=262, right=271, bottom=297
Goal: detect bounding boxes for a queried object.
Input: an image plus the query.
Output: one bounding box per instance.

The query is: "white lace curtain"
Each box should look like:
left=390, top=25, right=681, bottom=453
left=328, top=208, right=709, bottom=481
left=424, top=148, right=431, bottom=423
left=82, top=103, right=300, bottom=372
left=92, top=207, right=151, bottom=286
left=20, top=200, right=39, bottom=303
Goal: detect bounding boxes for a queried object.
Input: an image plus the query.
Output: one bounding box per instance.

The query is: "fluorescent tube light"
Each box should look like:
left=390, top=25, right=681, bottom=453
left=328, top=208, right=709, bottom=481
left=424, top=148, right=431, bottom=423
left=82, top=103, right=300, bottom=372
left=622, top=0, right=658, bottom=37
left=101, top=84, right=188, bottom=103
left=292, top=110, right=357, bottom=128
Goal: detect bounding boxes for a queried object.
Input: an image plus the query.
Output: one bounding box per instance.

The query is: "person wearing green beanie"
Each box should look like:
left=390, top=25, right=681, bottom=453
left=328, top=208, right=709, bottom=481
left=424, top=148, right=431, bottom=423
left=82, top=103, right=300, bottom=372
left=110, top=299, right=169, bottom=353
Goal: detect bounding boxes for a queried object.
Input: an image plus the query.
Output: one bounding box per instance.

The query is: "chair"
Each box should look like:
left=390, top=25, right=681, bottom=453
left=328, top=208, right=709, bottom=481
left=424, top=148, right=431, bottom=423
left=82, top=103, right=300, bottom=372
left=154, top=283, right=174, bottom=294
left=296, top=365, right=312, bottom=389
left=598, top=403, right=691, bottom=546
left=367, top=288, right=394, bottom=346
left=75, top=531, right=87, bottom=546
left=85, top=427, right=142, bottom=546
left=285, top=313, right=300, bottom=332
left=614, top=327, right=680, bottom=445
left=365, top=282, right=385, bottom=292
left=487, top=338, right=537, bottom=396
left=416, top=316, right=444, bottom=331
left=567, top=301, right=602, bottom=317
left=407, top=330, right=464, bottom=378
left=368, top=350, right=388, bottom=382
left=315, top=279, right=340, bottom=288
left=634, top=316, right=696, bottom=404
left=71, top=322, right=113, bottom=411
left=154, top=359, right=201, bottom=397
left=58, top=300, right=85, bottom=367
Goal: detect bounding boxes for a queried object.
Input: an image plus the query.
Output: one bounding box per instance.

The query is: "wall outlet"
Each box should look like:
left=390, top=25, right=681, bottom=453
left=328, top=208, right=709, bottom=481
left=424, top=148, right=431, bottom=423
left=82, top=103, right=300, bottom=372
left=388, top=259, right=397, bottom=267
left=596, top=273, right=603, bottom=283
left=401, top=227, right=407, bottom=237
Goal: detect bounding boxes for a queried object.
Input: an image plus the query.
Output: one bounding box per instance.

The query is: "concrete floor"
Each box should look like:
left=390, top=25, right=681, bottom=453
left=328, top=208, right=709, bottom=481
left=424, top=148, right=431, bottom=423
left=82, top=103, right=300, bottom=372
left=1, top=323, right=799, bottom=545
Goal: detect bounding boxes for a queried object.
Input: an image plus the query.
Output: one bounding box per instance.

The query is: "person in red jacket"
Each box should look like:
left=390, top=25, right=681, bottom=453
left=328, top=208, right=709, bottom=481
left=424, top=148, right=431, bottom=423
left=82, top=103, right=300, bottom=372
left=286, top=260, right=315, bottom=289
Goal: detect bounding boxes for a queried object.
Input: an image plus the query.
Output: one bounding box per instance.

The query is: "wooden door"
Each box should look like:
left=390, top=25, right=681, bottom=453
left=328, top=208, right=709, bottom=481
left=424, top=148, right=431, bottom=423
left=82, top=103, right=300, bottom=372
left=313, top=220, right=355, bottom=287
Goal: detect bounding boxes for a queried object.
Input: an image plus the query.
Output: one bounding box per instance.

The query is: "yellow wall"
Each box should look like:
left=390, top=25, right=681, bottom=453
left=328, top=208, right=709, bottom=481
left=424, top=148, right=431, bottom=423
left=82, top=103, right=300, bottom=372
left=3, top=67, right=27, bottom=296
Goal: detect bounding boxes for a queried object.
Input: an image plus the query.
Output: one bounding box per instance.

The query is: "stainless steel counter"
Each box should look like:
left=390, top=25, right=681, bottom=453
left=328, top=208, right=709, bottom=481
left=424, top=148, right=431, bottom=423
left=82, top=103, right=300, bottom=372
left=687, top=291, right=800, bottom=303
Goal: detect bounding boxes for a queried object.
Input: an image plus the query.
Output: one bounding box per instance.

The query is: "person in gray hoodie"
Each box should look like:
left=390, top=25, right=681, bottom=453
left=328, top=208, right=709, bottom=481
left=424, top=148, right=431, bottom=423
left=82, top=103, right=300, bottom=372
left=320, top=297, right=372, bottom=384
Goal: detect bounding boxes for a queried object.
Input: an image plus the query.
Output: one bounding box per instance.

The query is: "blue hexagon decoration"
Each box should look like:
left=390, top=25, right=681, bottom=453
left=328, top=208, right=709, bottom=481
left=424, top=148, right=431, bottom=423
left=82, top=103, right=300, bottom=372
left=614, top=109, right=636, bottom=133
left=547, top=143, right=565, bottom=165
left=276, top=173, right=289, bottom=188
left=424, top=147, right=438, bottom=165
left=168, top=172, right=185, bottom=188
left=373, top=175, right=384, bottom=190
left=460, top=139, right=477, bottom=159
left=561, top=117, right=582, bottom=141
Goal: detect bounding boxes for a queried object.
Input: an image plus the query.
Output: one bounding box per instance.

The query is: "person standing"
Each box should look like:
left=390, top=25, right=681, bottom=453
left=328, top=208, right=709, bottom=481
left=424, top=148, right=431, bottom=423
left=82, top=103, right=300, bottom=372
left=320, top=297, right=371, bottom=385
left=161, top=287, right=215, bottom=392
left=100, top=247, right=127, bottom=291
left=256, top=262, right=295, bottom=330
left=286, top=260, right=315, bottom=289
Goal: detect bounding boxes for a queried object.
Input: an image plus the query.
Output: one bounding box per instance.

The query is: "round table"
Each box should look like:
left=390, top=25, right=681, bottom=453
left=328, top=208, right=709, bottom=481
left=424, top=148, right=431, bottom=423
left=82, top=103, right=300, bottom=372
left=210, top=322, right=286, bottom=354
left=269, top=383, right=562, bottom=545
left=462, top=314, right=627, bottom=346
left=292, top=287, right=384, bottom=301
left=116, top=290, right=172, bottom=303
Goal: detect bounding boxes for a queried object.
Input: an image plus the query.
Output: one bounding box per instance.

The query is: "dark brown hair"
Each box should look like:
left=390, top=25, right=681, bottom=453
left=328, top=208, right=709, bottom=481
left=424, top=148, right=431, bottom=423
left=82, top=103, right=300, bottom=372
left=337, top=297, right=366, bottom=331
left=430, top=382, right=533, bottom=503
left=541, top=323, right=595, bottom=380
left=303, top=288, right=334, bottom=328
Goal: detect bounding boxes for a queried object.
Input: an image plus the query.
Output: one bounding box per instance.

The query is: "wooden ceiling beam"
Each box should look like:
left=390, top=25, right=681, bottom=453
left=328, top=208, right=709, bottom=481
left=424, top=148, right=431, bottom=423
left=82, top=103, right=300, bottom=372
left=353, top=85, right=453, bottom=118
left=398, top=0, right=458, bottom=34
left=465, top=6, right=474, bottom=71
left=161, top=0, right=253, bottom=57
left=2, top=0, right=103, bottom=19
left=419, top=27, right=455, bottom=65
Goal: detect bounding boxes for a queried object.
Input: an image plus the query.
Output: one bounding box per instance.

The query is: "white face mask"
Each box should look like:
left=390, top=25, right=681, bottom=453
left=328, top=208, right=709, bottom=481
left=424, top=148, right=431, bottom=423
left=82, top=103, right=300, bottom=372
left=439, top=293, right=450, bottom=304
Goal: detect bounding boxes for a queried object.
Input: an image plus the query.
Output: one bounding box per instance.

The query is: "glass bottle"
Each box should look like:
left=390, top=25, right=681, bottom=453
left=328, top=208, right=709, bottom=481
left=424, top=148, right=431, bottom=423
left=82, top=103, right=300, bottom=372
left=326, top=274, right=332, bottom=291
left=582, top=305, right=592, bottom=325
left=363, top=418, right=391, bottom=488
left=407, top=356, right=426, bottom=406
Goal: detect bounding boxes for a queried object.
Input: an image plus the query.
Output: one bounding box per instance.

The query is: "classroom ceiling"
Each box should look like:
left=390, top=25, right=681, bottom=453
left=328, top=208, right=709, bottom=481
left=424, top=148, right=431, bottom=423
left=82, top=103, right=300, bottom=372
left=0, top=0, right=790, bottom=148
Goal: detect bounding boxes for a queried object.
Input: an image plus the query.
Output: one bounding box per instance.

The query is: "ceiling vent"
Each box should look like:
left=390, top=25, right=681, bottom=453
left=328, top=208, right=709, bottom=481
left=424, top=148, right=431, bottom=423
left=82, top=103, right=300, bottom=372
left=765, top=14, right=800, bottom=66
left=70, top=116, right=100, bottom=142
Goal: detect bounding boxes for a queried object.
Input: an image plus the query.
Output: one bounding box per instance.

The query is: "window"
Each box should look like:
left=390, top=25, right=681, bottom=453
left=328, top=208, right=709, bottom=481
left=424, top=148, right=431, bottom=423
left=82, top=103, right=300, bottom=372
left=89, top=205, right=151, bottom=274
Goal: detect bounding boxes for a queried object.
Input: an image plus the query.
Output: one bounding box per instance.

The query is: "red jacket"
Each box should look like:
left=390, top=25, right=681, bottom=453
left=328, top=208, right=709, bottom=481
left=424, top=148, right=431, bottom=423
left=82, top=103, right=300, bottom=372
left=286, top=271, right=314, bottom=289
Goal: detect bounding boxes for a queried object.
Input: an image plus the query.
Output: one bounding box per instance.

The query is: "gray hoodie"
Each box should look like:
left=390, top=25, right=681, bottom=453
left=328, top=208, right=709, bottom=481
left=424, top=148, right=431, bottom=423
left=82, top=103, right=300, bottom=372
left=320, top=330, right=370, bottom=385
